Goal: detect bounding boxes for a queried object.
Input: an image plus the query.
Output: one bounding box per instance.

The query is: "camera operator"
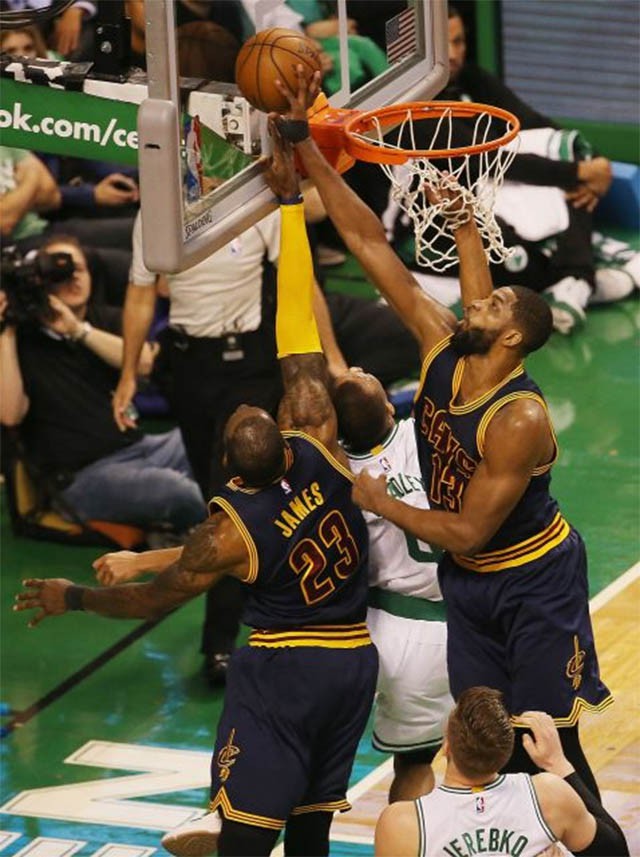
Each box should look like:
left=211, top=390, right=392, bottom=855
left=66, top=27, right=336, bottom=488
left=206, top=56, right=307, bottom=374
left=0, top=235, right=207, bottom=535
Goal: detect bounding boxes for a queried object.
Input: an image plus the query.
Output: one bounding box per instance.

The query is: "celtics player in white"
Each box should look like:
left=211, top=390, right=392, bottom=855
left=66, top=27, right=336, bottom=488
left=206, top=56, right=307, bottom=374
left=375, top=688, right=628, bottom=857
left=333, top=368, right=453, bottom=801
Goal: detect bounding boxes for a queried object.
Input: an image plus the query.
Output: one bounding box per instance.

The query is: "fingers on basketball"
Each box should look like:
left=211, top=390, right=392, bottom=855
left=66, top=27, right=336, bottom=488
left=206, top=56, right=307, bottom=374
left=235, top=28, right=323, bottom=114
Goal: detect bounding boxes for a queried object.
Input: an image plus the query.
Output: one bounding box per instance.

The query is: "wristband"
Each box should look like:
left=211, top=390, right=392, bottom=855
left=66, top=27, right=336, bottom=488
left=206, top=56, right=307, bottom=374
left=276, top=118, right=310, bottom=144
left=278, top=193, right=303, bottom=205
left=73, top=321, right=92, bottom=343
left=64, top=585, right=86, bottom=611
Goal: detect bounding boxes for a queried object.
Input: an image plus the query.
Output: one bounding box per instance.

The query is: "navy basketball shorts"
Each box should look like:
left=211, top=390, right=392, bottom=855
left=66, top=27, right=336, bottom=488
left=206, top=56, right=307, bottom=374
left=209, top=642, right=379, bottom=830
left=439, top=528, right=612, bottom=725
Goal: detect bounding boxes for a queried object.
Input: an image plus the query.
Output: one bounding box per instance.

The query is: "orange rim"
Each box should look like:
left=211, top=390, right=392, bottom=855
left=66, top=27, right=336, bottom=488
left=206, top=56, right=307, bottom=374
left=340, top=101, right=521, bottom=165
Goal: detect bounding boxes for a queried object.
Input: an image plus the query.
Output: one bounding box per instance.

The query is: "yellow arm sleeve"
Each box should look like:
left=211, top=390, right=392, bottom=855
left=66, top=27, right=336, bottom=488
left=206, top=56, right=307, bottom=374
left=276, top=202, right=322, bottom=358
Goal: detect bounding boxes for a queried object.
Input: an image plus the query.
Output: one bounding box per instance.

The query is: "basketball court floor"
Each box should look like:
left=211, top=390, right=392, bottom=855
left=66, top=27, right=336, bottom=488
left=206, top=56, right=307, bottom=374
left=0, top=241, right=638, bottom=854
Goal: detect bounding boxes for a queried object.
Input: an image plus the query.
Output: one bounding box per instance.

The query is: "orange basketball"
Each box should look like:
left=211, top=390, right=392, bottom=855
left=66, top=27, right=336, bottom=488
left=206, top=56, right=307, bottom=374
left=235, top=28, right=322, bottom=113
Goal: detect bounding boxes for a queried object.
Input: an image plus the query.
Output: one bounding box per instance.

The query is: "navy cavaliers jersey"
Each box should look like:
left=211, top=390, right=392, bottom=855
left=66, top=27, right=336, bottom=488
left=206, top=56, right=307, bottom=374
left=414, top=335, right=569, bottom=572
left=209, top=431, right=370, bottom=632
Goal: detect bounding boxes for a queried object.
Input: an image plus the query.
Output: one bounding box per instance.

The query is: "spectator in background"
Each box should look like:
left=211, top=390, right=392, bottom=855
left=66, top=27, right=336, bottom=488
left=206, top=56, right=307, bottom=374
left=0, top=147, right=60, bottom=247
left=0, top=23, right=53, bottom=58
left=48, top=0, right=95, bottom=59
left=37, top=154, right=138, bottom=245
left=345, top=0, right=408, bottom=53
left=287, top=0, right=389, bottom=95
left=0, top=0, right=97, bottom=59
left=1, top=26, right=139, bottom=254
left=126, top=0, right=246, bottom=70
left=0, top=234, right=206, bottom=535
left=387, top=5, right=637, bottom=335
left=176, top=20, right=239, bottom=83
left=0, top=147, right=137, bottom=255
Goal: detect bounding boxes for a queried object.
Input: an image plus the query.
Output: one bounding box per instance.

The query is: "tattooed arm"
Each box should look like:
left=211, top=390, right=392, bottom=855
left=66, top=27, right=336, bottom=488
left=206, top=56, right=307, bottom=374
left=14, top=513, right=250, bottom=627
left=264, top=119, right=344, bottom=465
left=278, top=354, right=341, bottom=460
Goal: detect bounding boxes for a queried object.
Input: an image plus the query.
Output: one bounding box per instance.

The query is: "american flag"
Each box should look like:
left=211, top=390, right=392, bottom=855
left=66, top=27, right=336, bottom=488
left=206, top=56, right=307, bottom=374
left=385, top=6, right=417, bottom=65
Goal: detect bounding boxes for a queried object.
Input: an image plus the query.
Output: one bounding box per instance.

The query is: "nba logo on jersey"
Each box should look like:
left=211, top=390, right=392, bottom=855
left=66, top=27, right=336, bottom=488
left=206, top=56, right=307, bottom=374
left=475, top=796, right=485, bottom=813
left=280, top=478, right=292, bottom=494
left=380, top=456, right=392, bottom=472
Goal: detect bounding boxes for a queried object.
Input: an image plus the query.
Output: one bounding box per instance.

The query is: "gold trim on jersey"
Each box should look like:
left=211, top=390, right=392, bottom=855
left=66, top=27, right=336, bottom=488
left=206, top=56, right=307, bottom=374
left=248, top=622, right=371, bottom=649
left=512, top=694, right=614, bottom=729
left=476, top=391, right=559, bottom=473
left=413, top=334, right=453, bottom=404
left=453, top=512, right=570, bottom=572
left=209, top=787, right=285, bottom=830
left=209, top=496, right=259, bottom=584
left=450, top=359, right=525, bottom=414
left=291, top=799, right=351, bottom=815
left=283, top=430, right=354, bottom=481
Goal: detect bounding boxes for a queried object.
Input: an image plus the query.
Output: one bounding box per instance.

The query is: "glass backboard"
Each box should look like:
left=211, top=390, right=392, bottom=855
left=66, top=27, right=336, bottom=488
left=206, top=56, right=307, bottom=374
left=138, top=0, right=448, bottom=273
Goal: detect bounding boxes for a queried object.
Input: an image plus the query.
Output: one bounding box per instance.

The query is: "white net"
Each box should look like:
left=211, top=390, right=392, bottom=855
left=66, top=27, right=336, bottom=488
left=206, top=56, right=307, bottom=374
left=348, top=105, right=519, bottom=272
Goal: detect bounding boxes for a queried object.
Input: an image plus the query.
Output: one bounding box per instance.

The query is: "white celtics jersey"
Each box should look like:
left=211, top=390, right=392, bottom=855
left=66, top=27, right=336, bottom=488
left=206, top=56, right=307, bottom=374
left=346, top=419, right=441, bottom=599
left=415, top=773, right=557, bottom=857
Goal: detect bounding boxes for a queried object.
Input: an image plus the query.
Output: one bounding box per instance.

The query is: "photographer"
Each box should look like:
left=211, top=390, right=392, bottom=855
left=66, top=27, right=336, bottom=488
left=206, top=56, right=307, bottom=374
left=0, top=235, right=206, bottom=534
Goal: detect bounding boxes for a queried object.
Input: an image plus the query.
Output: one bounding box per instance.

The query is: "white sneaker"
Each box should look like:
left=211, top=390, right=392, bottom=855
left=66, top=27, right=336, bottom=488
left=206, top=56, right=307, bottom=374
left=543, top=277, right=591, bottom=335
left=591, top=267, right=635, bottom=304
left=592, top=232, right=640, bottom=289
left=161, top=812, right=222, bottom=857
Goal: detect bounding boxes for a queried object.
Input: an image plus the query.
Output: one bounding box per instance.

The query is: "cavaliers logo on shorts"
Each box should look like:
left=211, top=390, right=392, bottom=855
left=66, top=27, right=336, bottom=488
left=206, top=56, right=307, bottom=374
left=217, top=728, right=240, bottom=782
left=566, top=635, right=586, bottom=691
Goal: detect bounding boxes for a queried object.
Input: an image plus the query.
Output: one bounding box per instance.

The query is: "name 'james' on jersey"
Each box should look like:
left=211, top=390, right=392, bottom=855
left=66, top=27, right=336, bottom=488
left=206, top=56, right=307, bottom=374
left=209, top=431, right=370, bottom=631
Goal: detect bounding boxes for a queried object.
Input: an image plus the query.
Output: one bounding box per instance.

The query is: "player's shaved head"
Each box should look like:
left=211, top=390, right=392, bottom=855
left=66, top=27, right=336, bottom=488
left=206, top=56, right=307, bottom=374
left=224, top=407, right=286, bottom=487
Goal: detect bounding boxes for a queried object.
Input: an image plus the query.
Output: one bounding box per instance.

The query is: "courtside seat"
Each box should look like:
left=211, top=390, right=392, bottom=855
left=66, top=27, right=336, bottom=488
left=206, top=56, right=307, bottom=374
left=2, top=430, right=145, bottom=550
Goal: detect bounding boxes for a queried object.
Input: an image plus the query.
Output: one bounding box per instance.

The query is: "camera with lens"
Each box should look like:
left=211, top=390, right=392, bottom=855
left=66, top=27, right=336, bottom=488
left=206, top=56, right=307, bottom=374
left=0, top=245, right=75, bottom=329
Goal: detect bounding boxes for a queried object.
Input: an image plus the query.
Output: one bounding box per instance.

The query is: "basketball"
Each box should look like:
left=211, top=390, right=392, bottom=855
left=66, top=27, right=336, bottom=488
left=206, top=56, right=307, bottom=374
left=235, top=28, right=322, bottom=113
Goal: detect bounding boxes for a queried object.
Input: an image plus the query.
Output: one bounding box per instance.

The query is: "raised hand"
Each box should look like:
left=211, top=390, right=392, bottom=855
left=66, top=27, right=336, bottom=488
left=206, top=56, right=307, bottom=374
left=14, top=578, right=73, bottom=627
left=423, top=174, right=472, bottom=225
left=518, top=710, right=574, bottom=777
left=274, top=65, right=322, bottom=120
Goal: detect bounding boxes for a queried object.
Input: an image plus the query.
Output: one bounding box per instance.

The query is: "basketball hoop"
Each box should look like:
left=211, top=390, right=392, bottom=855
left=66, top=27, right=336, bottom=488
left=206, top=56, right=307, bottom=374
left=309, top=98, right=520, bottom=272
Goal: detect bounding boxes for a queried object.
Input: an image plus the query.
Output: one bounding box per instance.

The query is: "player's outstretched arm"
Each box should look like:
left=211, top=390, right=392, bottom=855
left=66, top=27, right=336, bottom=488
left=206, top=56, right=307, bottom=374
left=14, top=514, right=249, bottom=626
left=425, top=182, right=494, bottom=305
left=274, top=68, right=456, bottom=358
left=520, top=712, right=629, bottom=856
left=264, top=119, right=344, bottom=464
